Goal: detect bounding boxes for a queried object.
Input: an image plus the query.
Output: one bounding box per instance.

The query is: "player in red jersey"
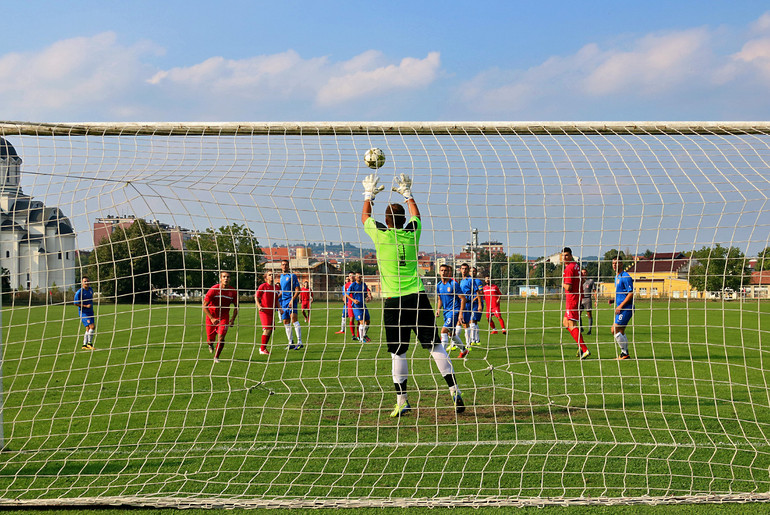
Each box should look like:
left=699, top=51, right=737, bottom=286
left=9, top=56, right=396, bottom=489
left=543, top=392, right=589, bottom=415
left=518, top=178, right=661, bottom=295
left=562, top=248, right=589, bottom=359
left=299, top=280, right=313, bottom=322
left=335, top=272, right=357, bottom=339
left=482, top=276, right=506, bottom=334
left=203, top=271, right=239, bottom=363
left=255, top=271, right=279, bottom=356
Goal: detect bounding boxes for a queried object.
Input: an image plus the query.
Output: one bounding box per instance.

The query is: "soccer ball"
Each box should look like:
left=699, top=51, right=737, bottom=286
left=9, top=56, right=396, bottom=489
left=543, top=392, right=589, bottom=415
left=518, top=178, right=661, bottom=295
left=364, top=148, right=386, bottom=169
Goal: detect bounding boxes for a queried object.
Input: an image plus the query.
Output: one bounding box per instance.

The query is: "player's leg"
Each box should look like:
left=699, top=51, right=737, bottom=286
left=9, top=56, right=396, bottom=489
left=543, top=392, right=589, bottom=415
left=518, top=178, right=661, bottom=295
left=585, top=309, right=593, bottom=335
left=495, top=309, right=506, bottom=333
left=87, top=322, right=96, bottom=347
left=383, top=297, right=411, bottom=417
left=259, top=311, right=272, bottom=355
left=565, top=313, right=589, bottom=357
left=214, top=320, right=228, bottom=362
left=487, top=311, right=496, bottom=332
left=291, top=309, right=303, bottom=349
left=336, top=305, right=346, bottom=334
left=361, top=311, right=371, bottom=342
left=205, top=318, right=217, bottom=353
left=282, top=308, right=294, bottom=347
left=612, top=311, right=631, bottom=359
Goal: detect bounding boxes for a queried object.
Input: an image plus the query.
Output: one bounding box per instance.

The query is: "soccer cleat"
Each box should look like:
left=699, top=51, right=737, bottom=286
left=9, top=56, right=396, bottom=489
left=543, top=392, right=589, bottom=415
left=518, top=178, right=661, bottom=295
left=293, top=343, right=304, bottom=350
left=491, top=330, right=498, bottom=334
left=334, top=330, right=345, bottom=334
left=447, top=343, right=457, bottom=351
left=458, top=349, right=469, bottom=359
left=389, top=402, right=411, bottom=418
left=259, top=347, right=270, bottom=355
left=453, top=393, right=466, bottom=414
left=208, top=343, right=214, bottom=354
left=288, top=342, right=295, bottom=349
left=363, top=336, right=371, bottom=343
left=501, top=329, right=506, bottom=334
left=82, top=343, right=94, bottom=350
left=352, top=336, right=360, bottom=342
left=580, top=349, right=591, bottom=360
left=617, top=352, right=630, bottom=360
left=213, top=357, right=220, bottom=363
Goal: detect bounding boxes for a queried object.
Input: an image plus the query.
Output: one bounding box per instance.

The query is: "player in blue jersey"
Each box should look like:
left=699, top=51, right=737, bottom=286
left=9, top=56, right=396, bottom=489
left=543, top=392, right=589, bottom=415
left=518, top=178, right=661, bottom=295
left=470, top=267, right=485, bottom=343
left=612, top=257, right=634, bottom=360
left=74, top=276, right=96, bottom=350
left=279, top=259, right=303, bottom=350
left=435, top=264, right=469, bottom=359
left=345, top=273, right=373, bottom=342
left=458, top=263, right=482, bottom=347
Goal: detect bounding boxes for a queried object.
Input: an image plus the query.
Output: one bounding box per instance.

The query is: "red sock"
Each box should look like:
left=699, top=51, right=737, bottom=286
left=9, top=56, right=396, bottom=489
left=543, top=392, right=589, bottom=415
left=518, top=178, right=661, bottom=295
left=349, top=318, right=356, bottom=336
left=497, top=317, right=506, bottom=330
left=489, top=318, right=496, bottom=330
left=261, top=334, right=268, bottom=346
left=215, top=340, right=225, bottom=358
left=569, top=328, right=587, bottom=352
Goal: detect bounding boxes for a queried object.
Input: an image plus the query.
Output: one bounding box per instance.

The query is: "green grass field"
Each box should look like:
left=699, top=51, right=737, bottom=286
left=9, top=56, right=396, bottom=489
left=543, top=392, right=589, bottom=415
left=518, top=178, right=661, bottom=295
left=0, top=298, right=768, bottom=506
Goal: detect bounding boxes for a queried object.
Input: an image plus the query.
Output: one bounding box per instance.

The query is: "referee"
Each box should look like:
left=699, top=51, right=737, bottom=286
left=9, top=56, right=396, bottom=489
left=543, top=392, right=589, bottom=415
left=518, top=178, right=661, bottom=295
left=361, top=172, right=464, bottom=417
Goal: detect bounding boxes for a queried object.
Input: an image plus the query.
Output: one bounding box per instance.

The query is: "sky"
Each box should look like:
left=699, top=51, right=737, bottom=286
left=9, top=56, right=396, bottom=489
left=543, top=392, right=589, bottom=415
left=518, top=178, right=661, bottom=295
left=3, top=1, right=770, bottom=122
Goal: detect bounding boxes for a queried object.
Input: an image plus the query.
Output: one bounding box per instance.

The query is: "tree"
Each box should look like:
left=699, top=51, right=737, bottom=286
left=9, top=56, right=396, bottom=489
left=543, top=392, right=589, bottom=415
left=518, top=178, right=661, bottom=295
left=184, top=223, right=264, bottom=292
left=341, top=260, right=377, bottom=277
left=687, top=244, right=748, bottom=292
left=528, top=259, right=561, bottom=290
left=90, top=219, right=184, bottom=302
left=0, top=267, right=11, bottom=305
left=757, top=247, right=770, bottom=271
left=600, top=249, right=627, bottom=280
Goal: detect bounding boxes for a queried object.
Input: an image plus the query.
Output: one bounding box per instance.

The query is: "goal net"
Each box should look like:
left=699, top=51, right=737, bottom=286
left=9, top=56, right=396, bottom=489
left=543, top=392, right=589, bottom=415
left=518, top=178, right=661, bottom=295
left=0, top=121, right=768, bottom=508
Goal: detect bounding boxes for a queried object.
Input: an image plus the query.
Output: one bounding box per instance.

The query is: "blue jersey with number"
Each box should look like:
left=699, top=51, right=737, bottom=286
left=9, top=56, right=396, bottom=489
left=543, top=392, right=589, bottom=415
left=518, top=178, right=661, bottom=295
left=615, top=272, right=634, bottom=309
left=437, top=279, right=462, bottom=314
left=347, top=281, right=369, bottom=306
left=280, top=273, right=300, bottom=305
left=74, top=287, right=95, bottom=316
left=473, top=278, right=485, bottom=309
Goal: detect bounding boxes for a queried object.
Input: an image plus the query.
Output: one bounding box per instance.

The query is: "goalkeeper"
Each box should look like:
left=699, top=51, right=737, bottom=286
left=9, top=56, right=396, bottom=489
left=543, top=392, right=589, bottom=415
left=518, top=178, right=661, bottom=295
left=361, top=172, right=464, bottom=417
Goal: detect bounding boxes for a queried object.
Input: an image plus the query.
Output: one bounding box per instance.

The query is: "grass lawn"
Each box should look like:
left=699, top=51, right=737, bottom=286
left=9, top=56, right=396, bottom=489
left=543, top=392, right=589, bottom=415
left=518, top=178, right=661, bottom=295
left=0, top=298, right=768, bottom=506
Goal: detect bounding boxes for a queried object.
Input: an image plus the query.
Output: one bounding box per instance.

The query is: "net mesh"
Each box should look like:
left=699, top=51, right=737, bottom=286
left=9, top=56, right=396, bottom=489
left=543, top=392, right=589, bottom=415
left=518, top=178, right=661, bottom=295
left=0, top=121, right=768, bottom=507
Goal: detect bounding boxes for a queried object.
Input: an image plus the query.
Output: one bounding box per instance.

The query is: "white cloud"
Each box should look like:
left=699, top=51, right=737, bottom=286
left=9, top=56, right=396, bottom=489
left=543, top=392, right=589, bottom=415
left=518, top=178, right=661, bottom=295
left=149, top=49, right=441, bottom=108
left=457, top=13, right=770, bottom=118
left=0, top=32, right=160, bottom=119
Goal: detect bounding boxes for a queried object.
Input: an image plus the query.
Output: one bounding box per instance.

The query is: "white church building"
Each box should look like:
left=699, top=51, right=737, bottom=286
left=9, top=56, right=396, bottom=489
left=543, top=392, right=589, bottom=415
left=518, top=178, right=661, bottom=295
left=0, top=137, right=76, bottom=291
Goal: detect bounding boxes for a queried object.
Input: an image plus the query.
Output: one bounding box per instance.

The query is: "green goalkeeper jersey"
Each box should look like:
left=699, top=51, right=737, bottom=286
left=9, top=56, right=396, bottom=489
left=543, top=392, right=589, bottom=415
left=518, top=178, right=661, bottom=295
left=364, top=216, right=424, bottom=298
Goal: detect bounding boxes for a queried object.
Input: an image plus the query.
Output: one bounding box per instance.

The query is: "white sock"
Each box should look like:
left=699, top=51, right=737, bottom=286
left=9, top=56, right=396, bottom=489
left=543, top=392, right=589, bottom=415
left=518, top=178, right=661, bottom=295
left=340, top=315, right=346, bottom=331
left=470, top=322, right=479, bottom=343
left=392, top=353, right=408, bottom=384
left=83, top=332, right=89, bottom=346
left=88, top=328, right=95, bottom=345
left=454, top=326, right=465, bottom=349
left=440, top=332, right=450, bottom=350
left=285, top=323, right=293, bottom=344
left=615, top=332, right=629, bottom=354
left=430, top=345, right=454, bottom=377
left=293, top=321, right=302, bottom=343
left=464, top=327, right=472, bottom=346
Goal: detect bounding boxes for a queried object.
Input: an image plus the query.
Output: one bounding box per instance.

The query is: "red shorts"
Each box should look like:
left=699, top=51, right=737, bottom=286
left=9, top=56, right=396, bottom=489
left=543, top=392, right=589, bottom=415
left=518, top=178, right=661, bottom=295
left=259, top=310, right=274, bottom=329
left=487, top=306, right=502, bottom=318
left=347, top=306, right=354, bottom=318
left=206, top=317, right=230, bottom=341
left=565, top=309, right=580, bottom=321
left=301, top=301, right=311, bottom=310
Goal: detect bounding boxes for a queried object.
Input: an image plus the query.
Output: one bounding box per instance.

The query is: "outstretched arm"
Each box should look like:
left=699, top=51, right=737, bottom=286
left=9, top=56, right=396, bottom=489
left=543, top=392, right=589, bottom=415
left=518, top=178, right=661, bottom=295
left=361, top=174, right=384, bottom=225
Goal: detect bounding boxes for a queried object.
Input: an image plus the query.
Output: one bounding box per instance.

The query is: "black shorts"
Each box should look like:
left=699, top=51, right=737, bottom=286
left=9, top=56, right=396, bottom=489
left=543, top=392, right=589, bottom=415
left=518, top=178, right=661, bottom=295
left=382, top=292, right=440, bottom=355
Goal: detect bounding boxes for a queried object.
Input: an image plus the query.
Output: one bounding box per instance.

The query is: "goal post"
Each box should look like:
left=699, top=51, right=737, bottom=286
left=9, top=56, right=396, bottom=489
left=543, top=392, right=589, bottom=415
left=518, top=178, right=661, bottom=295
left=0, top=121, right=768, bottom=508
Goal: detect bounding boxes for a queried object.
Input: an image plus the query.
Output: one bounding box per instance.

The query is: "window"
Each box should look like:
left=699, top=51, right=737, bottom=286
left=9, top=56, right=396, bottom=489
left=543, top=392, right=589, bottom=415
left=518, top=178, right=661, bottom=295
left=58, top=252, right=62, bottom=260
left=4, top=251, right=8, bottom=258
left=65, top=252, right=69, bottom=259
left=652, top=287, right=659, bottom=296
left=639, top=288, right=647, bottom=296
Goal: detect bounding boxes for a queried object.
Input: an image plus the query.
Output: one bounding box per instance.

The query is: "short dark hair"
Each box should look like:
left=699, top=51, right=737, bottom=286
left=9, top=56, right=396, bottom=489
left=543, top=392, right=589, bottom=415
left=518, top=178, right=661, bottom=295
left=440, top=264, right=452, bottom=271
left=385, top=203, right=406, bottom=228
left=281, top=259, right=289, bottom=265
left=460, top=262, right=470, bottom=268
left=562, top=247, right=572, bottom=255
left=81, top=275, right=89, bottom=281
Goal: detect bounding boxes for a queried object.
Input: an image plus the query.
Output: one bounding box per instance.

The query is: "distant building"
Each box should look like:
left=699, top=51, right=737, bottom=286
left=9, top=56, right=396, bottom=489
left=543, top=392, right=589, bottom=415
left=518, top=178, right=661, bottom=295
left=264, top=247, right=340, bottom=299
left=93, top=215, right=195, bottom=249
left=0, top=138, right=76, bottom=290
left=599, top=252, right=699, bottom=299
left=748, top=270, right=770, bottom=298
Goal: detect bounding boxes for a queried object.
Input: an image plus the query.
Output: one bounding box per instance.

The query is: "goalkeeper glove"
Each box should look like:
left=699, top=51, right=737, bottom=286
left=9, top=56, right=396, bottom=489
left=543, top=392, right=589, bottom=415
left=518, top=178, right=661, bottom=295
left=362, top=173, right=385, bottom=201
left=392, top=173, right=413, bottom=201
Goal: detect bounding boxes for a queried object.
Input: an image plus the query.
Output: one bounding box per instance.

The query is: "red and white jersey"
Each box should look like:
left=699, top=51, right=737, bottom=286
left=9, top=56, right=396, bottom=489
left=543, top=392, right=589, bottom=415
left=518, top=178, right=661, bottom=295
left=483, top=284, right=502, bottom=310
left=299, top=287, right=313, bottom=305
left=562, top=262, right=582, bottom=308
left=256, top=282, right=279, bottom=310
left=204, top=284, right=238, bottom=318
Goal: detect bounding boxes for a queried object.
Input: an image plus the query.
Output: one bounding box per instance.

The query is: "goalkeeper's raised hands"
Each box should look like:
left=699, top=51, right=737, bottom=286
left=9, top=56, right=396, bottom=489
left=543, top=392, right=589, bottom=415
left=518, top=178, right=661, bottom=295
left=362, top=173, right=385, bottom=201
left=392, top=173, right=413, bottom=201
